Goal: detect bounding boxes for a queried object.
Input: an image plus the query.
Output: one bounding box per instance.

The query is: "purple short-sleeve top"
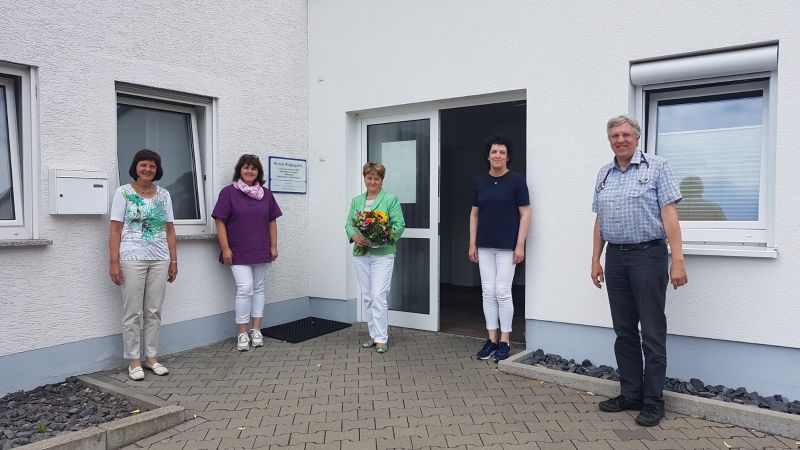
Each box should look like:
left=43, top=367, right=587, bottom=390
left=211, top=184, right=283, bottom=265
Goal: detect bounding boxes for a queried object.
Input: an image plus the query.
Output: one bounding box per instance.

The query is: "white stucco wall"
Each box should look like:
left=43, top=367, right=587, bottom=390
left=0, top=1, right=309, bottom=357
left=308, top=0, right=800, bottom=349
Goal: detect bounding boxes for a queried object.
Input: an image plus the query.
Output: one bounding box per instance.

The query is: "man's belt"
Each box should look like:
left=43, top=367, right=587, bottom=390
left=606, top=239, right=664, bottom=251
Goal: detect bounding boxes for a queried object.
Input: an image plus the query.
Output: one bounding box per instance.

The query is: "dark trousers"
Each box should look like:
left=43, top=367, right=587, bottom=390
left=605, top=241, right=669, bottom=406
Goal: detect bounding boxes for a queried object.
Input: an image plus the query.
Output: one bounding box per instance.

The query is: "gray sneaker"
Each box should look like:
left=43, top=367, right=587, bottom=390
left=250, top=329, right=264, bottom=347
left=236, top=332, right=250, bottom=351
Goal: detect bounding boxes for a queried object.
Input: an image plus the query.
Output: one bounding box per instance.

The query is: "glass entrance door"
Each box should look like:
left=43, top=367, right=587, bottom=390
left=361, top=112, right=439, bottom=331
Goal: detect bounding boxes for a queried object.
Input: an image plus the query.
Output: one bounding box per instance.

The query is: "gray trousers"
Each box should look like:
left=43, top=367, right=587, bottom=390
left=605, top=241, right=669, bottom=406
left=120, top=260, right=170, bottom=359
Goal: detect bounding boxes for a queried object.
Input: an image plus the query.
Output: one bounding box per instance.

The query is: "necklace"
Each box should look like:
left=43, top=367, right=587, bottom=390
left=133, top=182, right=155, bottom=196
left=490, top=170, right=508, bottom=185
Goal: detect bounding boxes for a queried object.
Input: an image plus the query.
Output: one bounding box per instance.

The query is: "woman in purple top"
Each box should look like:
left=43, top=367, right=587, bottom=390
left=212, top=154, right=283, bottom=351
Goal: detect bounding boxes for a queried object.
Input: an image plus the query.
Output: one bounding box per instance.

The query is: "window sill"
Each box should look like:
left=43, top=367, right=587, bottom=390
left=177, top=234, right=218, bottom=241
left=681, top=244, right=777, bottom=258
left=0, top=239, right=53, bottom=248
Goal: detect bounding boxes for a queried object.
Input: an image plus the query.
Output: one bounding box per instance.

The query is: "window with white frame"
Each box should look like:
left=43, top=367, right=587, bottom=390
left=0, top=62, right=35, bottom=240
left=115, top=84, right=215, bottom=234
left=631, top=45, right=777, bottom=248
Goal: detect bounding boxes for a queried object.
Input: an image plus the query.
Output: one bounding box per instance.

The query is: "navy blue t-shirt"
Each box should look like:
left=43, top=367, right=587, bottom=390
left=471, top=171, right=530, bottom=249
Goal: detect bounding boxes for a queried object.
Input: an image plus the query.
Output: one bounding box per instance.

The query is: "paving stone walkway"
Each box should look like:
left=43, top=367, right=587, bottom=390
left=92, top=324, right=797, bottom=449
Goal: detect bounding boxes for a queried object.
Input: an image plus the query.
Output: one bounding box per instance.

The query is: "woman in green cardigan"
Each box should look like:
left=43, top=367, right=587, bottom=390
left=345, top=162, right=405, bottom=353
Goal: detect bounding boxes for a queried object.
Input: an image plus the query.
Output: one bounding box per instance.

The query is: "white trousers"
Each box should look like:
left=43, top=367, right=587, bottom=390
left=230, top=264, right=268, bottom=325
left=120, top=260, right=170, bottom=359
left=478, top=248, right=515, bottom=333
left=354, top=254, right=395, bottom=344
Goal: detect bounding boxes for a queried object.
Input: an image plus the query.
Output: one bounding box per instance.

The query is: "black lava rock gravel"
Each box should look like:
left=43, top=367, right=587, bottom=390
left=0, top=377, right=146, bottom=449
left=523, top=348, right=800, bottom=415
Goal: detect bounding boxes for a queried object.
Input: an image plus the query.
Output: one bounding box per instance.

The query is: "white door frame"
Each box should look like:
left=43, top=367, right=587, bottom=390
left=350, top=90, right=527, bottom=332
left=358, top=110, right=440, bottom=331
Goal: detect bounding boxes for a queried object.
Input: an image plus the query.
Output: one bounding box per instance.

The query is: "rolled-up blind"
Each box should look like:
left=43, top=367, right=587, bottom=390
left=630, top=45, right=777, bottom=86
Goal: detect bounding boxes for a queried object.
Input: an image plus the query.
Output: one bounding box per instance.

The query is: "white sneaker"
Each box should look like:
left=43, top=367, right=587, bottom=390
left=237, top=332, right=250, bottom=351
left=250, top=329, right=264, bottom=347
left=128, top=365, right=144, bottom=381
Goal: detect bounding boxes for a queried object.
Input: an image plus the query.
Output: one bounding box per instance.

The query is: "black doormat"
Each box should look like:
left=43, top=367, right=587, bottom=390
left=260, top=317, right=351, bottom=344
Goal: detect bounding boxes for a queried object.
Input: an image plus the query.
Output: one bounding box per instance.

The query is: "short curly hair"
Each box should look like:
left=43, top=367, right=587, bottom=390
left=232, top=154, right=265, bottom=185
left=483, top=134, right=513, bottom=169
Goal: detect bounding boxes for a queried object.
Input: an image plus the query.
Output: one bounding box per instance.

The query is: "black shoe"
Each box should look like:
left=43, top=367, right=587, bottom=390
left=494, top=342, right=511, bottom=362
left=476, top=339, right=498, bottom=360
left=635, top=404, right=664, bottom=427
left=598, top=395, right=643, bottom=413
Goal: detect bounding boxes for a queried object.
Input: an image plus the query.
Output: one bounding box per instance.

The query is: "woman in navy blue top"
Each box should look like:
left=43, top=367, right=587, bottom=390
left=468, top=135, right=531, bottom=362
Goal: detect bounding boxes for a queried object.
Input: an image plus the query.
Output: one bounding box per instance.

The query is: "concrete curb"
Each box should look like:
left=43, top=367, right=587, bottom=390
left=15, top=374, right=186, bottom=450
left=498, top=349, right=800, bottom=439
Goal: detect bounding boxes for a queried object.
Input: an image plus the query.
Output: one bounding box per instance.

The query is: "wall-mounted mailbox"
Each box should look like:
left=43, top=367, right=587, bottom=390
left=50, top=169, right=109, bottom=214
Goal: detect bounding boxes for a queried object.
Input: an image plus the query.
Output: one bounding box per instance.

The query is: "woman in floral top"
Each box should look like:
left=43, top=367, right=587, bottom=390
left=109, top=149, right=177, bottom=381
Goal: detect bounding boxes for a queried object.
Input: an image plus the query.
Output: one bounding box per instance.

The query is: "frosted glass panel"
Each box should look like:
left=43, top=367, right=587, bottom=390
left=367, top=119, right=430, bottom=228
left=380, top=140, right=417, bottom=203
left=656, top=95, right=762, bottom=221
left=117, top=104, right=200, bottom=220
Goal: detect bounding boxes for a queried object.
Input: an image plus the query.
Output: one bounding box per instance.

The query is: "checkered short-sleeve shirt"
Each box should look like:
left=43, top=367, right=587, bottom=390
left=592, top=150, right=682, bottom=244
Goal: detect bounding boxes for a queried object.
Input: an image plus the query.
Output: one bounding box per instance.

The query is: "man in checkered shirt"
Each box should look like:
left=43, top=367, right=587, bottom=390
left=590, top=114, right=688, bottom=427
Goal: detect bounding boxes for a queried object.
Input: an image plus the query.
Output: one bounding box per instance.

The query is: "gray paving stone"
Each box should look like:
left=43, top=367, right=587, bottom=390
left=580, top=430, right=619, bottom=442
left=182, top=438, right=221, bottom=450
left=461, top=423, right=496, bottom=435
left=147, top=443, right=187, bottom=450
left=604, top=440, right=649, bottom=449
left=359, top=427, right=394, bottom=440
left=641, top=440, right=686, bottom=449
left=204, top=428, right=240, bottom=440
left=503, top=444, right=543, bottom=450
left=559, top=421, right=598, bottom=432
left=551, top=430, right=590, bottom=443
left=217, top=436, right=255, bottom=449
left=343, top=417, right=375, bottom=431
left=537, top=442, right=579, bottom=449
left=168, top=429, right=209, bottom=443
left=252, top=434, right=290, bottom=447
left=86, top=324, right=794, bottom=450
left=473, top=412, right=508, bottom=424
left=482, top=432, right=520, bottom=445
left=238, top=425, right=277, bottom=438
left=310, top=420, right=342, bottom=433
left=573, top=440, right=614, bottom=450
left=447, top=434, right=485, bottom=447
left=324, top=429, right=359, bottom=443
left=427, top=424, right=463, bottom=438
left=441, top=414, right=475, bottom=426
left=288, top=430, right=325, bottom=445
left=293, top=412, right=326, bottom=424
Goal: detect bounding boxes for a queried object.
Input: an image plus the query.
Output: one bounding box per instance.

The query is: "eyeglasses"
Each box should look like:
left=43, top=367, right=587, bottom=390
left=608, top=133, right=638, bottom=141
left=244, top=154, right=259, bottom=159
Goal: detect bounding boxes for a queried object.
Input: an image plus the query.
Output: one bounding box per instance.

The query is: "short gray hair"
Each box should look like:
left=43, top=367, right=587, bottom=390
left=607, top=114, right=641, bottom=137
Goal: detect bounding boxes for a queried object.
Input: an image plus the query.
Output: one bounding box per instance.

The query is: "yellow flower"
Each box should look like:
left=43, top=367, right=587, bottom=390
left=374, top=210, right=388, bottom=222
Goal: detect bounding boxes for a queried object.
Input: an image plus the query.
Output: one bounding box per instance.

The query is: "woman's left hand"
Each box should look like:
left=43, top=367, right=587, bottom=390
left=270, top=247, right=278, bottom=262
left=352, top=233, right=370, bottom=247
left=513, top=246, right=525, bottom=265
left=168, top=262, right=178, bottom=283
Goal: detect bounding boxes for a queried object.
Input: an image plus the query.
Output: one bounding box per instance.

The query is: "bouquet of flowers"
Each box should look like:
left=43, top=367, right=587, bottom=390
left=352, top=209, right=395, bottom=256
